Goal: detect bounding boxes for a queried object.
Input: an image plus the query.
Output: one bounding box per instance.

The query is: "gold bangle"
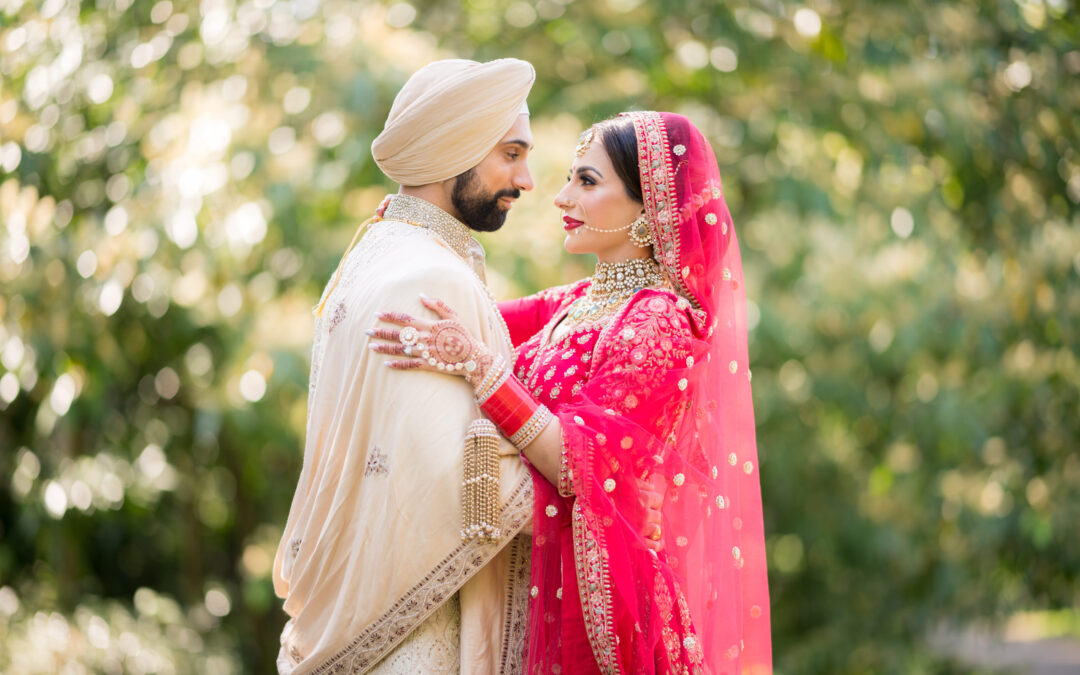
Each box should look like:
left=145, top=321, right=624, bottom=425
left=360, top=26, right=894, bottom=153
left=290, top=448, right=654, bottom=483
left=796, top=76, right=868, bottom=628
left=509, top=405, right=553, bottom=449
left=474, top=358, right=510, bottom=405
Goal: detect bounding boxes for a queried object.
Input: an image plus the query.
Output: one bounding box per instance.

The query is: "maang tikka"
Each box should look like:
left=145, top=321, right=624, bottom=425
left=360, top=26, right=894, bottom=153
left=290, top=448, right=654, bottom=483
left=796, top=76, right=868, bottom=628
left=575, top=128, right=596, bottom=157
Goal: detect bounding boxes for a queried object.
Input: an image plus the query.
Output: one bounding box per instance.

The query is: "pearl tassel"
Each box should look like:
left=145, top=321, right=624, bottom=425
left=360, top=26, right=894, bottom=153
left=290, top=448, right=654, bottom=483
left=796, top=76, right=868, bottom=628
left=462, top=418, right=501, bottom=543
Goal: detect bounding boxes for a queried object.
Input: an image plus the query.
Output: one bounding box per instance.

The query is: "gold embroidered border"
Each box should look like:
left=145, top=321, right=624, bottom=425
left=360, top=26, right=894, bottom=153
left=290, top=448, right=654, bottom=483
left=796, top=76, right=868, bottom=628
left=299, top=476, right=534, bottom=674
left=558, top=443, right=576, bottom=498
left=572, top=500, right=620, bottom=674
left=625, top=112, right=699, bottom=310
left=500, top=534, right=532, bottom=674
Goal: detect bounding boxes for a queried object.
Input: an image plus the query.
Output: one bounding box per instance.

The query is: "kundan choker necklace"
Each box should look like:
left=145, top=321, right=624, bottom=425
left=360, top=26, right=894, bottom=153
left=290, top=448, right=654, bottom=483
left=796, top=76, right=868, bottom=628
left=557, top=257, right=666, bottom=331
left=591, top=257, right=665, bottom=295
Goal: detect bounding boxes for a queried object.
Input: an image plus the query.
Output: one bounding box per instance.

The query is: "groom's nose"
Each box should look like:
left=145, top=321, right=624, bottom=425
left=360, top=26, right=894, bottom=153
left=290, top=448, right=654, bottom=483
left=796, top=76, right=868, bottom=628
left=512, top=161, right=534, bottom=193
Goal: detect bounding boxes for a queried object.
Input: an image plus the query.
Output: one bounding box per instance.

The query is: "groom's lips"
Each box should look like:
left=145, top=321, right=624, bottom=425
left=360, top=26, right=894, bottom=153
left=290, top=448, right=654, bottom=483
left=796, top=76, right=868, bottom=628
left=563, top=216, right=583, bottom=231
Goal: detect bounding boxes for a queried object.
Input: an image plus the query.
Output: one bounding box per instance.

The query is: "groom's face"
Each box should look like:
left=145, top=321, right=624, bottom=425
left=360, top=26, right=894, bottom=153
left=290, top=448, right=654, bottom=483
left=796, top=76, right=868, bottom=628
left=452, top=114, right=534, bottom=232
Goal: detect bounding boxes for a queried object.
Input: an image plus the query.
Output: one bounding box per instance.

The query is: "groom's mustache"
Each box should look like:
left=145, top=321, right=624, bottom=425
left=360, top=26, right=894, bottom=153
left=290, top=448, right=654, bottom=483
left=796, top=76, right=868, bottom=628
left=494, top=188, right=521, bottom=201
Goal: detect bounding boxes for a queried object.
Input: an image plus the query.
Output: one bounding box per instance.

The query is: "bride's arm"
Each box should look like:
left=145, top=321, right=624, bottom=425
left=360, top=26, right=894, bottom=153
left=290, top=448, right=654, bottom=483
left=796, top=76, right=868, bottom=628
left=498, top=296, right=550, bottom=348
left=497, top=281, right=583, bottom=347
left=515, top=417, right=561, bottom=485
left=368, top=294, right=669, bottom=545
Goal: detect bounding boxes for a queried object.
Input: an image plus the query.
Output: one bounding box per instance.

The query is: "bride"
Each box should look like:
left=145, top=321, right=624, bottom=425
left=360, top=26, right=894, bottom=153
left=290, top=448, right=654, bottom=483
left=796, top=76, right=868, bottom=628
left=370, top=111, right=771, bottom=674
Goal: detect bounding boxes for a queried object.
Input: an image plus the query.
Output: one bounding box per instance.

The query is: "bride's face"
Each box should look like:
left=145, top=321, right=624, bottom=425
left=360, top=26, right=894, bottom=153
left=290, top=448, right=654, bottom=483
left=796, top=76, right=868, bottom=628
left=553, top=139, right=647, bottom=262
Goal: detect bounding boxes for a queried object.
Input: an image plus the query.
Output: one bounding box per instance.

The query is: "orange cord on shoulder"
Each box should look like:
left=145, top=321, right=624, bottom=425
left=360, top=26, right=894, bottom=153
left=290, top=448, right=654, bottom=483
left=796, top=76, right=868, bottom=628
left=314, top=215, right=382, bottom=317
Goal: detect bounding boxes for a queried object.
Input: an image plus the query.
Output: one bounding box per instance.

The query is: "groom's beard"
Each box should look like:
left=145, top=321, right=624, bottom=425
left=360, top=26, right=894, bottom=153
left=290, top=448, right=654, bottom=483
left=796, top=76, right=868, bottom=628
left=451, top=168, right=520, bottom=233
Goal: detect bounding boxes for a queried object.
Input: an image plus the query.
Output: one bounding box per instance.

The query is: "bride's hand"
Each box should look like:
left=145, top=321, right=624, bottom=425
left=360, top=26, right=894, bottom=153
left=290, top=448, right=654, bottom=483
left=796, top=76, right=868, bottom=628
left=637, top=473, right=666, bottom=552
left=367, top=294, right=495, bottom=385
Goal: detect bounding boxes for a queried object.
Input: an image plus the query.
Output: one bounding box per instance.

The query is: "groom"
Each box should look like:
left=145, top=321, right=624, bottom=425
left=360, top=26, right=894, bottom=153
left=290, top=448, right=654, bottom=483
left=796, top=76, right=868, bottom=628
left=272, top=59, right=537, bottom=674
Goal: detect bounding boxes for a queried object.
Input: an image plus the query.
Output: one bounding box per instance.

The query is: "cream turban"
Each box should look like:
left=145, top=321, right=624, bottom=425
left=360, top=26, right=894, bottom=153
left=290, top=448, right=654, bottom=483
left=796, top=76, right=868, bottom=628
left=371, top=58, right=535, bottom=186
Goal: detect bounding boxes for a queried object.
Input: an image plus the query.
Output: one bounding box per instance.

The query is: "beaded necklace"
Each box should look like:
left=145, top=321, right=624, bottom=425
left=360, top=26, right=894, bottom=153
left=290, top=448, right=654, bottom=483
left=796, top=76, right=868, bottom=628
left=382, top=194, right=474, bottom=259
left=552, top=257, right=666, bottom=342
left=591, top=257, right=664, bottom=295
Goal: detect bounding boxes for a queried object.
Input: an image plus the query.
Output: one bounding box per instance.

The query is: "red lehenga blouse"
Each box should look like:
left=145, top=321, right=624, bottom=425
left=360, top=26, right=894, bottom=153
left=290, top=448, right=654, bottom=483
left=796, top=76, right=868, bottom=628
left=498, top=112, right=771, bottom=675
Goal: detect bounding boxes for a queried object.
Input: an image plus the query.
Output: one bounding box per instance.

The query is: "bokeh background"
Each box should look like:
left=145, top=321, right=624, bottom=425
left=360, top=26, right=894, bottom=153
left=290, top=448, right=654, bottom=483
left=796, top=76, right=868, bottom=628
left=1, top=0, right=1078, bottom=672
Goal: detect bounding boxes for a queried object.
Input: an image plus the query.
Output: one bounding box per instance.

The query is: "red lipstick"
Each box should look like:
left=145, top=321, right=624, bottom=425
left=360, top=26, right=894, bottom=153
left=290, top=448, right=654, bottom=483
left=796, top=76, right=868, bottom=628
left=563, top=215, right=583, bottom=231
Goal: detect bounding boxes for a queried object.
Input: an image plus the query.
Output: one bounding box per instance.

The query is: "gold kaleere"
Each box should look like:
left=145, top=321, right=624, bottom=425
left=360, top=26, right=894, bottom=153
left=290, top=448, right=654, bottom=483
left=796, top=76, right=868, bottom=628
left=462, top=418, right=501, bottom=543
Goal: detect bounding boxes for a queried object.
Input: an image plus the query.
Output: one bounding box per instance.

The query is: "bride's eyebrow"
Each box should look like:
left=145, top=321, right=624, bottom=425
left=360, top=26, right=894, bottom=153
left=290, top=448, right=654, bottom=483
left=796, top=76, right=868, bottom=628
left=573, top=166, right=603, bottom=178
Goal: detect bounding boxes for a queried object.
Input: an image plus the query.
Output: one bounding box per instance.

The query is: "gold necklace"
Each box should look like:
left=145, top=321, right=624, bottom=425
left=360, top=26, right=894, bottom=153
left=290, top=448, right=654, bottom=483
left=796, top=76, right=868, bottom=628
left=550, top=257, right=666, bottom=343
left=382, top=194, right=474, bottom=260
left=591, top=257, right=664, bottom=294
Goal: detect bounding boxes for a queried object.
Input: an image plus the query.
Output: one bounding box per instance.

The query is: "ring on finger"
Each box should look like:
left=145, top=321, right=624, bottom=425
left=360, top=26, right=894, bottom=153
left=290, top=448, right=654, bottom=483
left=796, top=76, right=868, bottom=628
left=399, top=326, right=420, bottom=346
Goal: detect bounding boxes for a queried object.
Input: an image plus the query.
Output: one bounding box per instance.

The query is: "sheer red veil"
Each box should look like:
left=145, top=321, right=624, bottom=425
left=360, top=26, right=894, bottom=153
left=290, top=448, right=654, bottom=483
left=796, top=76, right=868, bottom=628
left=526, top=111, right=771, bottom=674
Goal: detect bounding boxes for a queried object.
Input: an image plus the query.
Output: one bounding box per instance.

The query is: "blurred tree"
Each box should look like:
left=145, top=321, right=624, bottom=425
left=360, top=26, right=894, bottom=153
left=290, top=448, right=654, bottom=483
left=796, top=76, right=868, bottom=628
left=0, top=0, right=1077, bottom=673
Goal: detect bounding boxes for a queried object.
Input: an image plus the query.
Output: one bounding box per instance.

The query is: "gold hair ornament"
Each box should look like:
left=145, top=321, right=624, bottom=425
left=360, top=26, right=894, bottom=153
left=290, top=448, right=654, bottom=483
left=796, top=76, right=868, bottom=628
left=575, top=127, right=596, bottom=157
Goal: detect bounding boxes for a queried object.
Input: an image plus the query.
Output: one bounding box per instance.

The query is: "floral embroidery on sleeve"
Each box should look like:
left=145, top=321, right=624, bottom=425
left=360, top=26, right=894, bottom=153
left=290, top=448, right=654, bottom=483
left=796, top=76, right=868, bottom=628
left=592, top=292, right=694, bottom=436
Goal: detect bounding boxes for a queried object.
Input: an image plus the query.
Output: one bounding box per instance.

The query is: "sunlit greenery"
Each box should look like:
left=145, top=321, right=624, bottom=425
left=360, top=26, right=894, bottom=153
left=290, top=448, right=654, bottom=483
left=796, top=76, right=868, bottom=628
left=1, top=0, right=1077, bottom=672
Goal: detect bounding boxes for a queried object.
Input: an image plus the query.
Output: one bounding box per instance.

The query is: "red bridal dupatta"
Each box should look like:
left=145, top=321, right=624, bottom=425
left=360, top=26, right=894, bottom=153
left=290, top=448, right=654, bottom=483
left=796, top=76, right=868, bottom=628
left=524, top=112, right=771, bottom=674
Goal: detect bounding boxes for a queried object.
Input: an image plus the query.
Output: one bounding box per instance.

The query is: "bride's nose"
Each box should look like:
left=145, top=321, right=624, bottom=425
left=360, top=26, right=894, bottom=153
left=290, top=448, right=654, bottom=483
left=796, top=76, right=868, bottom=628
left=553, top=183, right=573, bottom=210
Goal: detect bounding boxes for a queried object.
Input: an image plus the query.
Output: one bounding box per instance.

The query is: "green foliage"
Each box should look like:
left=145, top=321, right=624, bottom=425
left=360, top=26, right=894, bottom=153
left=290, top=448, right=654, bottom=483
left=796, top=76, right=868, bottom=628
left=1, top=0, right=1077, bottom=672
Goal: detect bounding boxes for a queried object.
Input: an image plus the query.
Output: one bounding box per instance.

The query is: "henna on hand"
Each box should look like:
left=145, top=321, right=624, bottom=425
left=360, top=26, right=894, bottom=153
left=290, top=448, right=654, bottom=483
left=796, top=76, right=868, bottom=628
left=369, top=343, right=409, bottom=355
left=416, top=320, right=495, bottom=380
left=366, top=295, right=496, bottom=385
left=423, top=295, right=458, bottom=319
left=385, top=359, right=424, bottom=370
left=367, top=327, right=401, bottom=341
left=428, top=321, right=474, bottom=365
left=376, top=311, right=416, bottom=325
left=464, top=352, right=496, bottom=387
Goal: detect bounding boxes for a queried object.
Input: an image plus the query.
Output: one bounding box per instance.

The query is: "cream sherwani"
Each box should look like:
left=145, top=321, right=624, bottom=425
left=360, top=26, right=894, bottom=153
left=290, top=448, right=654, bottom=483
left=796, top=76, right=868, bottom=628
left=274, top=195, right=533, bottom=674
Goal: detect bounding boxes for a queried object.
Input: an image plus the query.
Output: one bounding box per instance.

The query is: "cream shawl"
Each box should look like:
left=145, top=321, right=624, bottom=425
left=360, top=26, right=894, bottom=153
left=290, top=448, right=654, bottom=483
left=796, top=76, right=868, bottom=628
left=273, top=214, right=533, bottom=674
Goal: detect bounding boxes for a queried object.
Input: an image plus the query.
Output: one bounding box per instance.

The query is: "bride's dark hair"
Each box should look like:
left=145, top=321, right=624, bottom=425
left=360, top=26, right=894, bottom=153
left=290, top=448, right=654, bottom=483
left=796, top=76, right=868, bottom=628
left=590, top=116, right=643, bottom=204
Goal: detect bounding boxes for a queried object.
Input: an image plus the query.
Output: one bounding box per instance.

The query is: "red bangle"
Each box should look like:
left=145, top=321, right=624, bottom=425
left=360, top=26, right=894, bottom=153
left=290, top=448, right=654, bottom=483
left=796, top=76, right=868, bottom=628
left=480, top=376, right=541, bottom=439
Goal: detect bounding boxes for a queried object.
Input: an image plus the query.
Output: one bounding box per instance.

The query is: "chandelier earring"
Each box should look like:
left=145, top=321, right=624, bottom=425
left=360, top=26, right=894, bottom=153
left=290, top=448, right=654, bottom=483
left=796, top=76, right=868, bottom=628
left=627, top=213, right=652, bottom=247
